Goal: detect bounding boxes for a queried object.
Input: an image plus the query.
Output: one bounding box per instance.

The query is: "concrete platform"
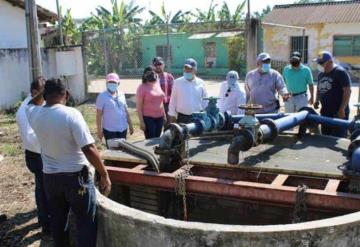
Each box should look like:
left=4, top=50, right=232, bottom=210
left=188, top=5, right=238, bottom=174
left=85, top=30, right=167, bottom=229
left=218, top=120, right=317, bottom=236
left=102, top=133, right=349, bottom=179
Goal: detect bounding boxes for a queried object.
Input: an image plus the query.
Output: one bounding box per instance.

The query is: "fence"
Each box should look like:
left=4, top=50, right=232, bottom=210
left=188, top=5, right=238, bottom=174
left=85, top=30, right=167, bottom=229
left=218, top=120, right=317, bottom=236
left=81, top=22, right=247, bottom=84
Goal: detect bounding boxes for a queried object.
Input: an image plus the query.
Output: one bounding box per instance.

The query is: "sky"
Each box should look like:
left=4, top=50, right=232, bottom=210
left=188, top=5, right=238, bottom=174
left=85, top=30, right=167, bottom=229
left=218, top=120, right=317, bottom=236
left=36, top=0, right=295, bottom=19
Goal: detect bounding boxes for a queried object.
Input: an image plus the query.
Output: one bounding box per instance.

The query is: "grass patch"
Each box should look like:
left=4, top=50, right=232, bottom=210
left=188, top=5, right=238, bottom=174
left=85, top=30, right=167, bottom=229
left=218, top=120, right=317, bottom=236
left=0, top=143, right=18, bottom=157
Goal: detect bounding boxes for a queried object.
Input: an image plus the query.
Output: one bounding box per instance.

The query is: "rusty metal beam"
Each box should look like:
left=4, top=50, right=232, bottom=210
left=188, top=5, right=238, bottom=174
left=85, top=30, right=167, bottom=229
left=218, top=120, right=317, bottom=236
left=106, top=165, right=360, bottom=212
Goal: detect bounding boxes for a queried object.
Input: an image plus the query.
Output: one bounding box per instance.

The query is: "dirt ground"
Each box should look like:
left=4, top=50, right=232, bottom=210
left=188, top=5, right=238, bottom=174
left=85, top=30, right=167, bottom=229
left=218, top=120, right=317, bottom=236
left=0, top=103, right=143, bottom=247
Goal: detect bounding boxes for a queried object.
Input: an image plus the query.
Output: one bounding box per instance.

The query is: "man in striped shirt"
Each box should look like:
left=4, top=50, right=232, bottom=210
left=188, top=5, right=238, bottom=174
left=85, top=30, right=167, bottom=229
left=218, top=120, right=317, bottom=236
left=153, top=57, right=174, bottom=127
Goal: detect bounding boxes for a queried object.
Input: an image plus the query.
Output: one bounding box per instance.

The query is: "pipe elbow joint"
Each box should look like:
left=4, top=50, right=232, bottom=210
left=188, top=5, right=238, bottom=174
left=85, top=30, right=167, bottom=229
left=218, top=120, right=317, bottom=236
left=227, top=129, right=254, bottom=165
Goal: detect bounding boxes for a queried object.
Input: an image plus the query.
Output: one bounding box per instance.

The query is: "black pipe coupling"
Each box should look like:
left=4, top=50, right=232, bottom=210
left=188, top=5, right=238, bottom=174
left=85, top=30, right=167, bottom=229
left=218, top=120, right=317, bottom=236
left=259, top=118, right=278, bottom=142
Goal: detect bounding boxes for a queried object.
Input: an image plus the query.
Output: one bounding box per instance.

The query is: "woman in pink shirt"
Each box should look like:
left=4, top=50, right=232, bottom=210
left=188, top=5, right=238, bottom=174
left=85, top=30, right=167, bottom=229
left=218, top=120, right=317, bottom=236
left=136, top=68, right=165, bottom=139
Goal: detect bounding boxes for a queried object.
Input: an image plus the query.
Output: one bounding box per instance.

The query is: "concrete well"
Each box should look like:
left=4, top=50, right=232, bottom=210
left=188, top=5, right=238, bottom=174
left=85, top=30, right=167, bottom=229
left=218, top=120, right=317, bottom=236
left=96, top=192, right=360, bottom=247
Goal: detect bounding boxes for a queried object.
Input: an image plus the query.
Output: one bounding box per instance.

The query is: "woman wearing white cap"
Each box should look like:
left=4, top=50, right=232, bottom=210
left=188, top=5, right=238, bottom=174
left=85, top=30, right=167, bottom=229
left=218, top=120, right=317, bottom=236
left=218, top=71, right=246, bottom=115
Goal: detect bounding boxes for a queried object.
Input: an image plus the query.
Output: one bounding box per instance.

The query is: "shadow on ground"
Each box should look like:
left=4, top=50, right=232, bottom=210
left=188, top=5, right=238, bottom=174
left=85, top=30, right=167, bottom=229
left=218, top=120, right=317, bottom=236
left=0, top=209, right=53, bottom=247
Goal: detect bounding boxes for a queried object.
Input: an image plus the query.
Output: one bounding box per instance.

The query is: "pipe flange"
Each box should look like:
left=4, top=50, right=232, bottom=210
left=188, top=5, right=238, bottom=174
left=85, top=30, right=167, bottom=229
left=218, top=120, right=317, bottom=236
left=260, top=118, right=279, bottom=142
left=217, top=113, right=226, bottom=130
left=238, top=129, right=255, bottom=151
left=348, top=138, right=360, bottom=158
left=350, top=129, right=360, bottom=142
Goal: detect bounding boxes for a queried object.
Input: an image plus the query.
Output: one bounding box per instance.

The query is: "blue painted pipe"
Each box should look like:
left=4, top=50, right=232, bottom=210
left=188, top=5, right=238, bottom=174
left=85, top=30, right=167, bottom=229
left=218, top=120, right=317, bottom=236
left=231, top=113, right=287, bottom=123
left=351, top=147, right=360, bottom=171
left=275, top=110, right=309, bottom=132
left=306, top=114, right=353, bottom=130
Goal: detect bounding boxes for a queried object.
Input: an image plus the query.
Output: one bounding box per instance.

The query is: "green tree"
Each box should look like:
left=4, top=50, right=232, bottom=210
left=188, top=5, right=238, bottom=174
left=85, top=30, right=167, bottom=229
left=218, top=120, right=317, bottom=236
left=62, top=8, right=80, bottom=45
left=194, top=0, right=218, bottom=23
left=148, top=1, right=191, bottom=25
left=253, top=5, right=272, bottom=19
left=81, top=0, right=145, bottom=76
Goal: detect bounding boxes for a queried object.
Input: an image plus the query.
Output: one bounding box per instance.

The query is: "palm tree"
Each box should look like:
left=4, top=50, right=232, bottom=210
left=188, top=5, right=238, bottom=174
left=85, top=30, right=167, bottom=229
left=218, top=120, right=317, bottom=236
left=217, top=0, right=246, bottom=26
left=81, top=0, right=145, bottom=75
left=62, top=9, right=80, bottom=45
left=194, top=0, right=218, bottom=23
left=148, top=1, right=191, bottom=25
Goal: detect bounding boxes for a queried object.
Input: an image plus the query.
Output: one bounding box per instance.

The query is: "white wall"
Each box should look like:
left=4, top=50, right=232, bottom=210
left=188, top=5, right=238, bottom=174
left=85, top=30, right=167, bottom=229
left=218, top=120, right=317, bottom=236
left=0, top=46, right=86, bottom=110
left=0, top=0, right=28, bottom=48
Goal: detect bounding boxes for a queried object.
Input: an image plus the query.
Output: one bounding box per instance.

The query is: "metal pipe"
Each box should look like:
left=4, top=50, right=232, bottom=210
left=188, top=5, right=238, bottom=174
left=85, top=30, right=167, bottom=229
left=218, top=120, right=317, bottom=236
left=351, top=147, right=360, bottom=171
left=56, top=0, right=64, bottom=46
left=231, top=113, right=287, bottom=123
left=275, top=110, right=308, bottom=132
left=306, top=114, right=353, bottom=130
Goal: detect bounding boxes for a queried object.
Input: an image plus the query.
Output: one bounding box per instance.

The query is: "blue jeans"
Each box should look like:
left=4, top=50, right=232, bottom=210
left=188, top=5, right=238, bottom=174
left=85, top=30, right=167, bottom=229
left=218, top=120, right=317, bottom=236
left=103, top=128, right=127, bottom=148
left=43, top=167, right=97, bottom=247
left=143, top=116, right=164, bottom=139
left=25, top=150, right=50, bottom=230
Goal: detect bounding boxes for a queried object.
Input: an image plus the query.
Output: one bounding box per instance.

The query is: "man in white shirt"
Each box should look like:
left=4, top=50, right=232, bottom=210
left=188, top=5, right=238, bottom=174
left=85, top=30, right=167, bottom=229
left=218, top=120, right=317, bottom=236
left=218, top=71, right=246, bottom=115
left=168, top=58, right=208, bottom=124
left=16, top=77, right=50, bottom=234
left=96, top=73, right=134, bottom=147
left=26, top=79, right=111, bottom=247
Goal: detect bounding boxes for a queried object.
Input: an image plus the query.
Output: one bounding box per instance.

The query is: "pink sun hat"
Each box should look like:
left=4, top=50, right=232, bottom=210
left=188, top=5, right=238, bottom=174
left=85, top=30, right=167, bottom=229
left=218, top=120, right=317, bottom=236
left=106, top=73, right=120, bottom=83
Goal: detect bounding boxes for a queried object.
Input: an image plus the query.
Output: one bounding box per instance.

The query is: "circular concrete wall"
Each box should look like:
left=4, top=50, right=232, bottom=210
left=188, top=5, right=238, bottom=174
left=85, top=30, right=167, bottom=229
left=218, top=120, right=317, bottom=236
left=96, top=193, right=360, bottom=247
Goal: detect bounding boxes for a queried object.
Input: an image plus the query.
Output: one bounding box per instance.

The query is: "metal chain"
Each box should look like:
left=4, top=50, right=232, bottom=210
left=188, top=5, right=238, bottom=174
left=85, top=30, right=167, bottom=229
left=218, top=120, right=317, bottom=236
left=292, top=184, right=308, bottom=223
left=174, top=137, right=192, bottom=221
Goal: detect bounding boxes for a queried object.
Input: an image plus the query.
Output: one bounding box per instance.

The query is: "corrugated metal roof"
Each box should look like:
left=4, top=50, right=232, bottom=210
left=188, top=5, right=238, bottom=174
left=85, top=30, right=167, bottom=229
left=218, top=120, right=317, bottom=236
left=215, top=31, right=242, bottom=38
left=263, top=1, right=360, bottom=26
left=188, top=33, right=216, bottom=39
left=4, top=0, right=58, bottom=22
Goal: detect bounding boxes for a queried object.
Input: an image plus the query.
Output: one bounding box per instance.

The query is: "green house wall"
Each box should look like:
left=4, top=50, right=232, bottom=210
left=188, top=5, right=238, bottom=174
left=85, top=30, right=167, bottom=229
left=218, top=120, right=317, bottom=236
left=141, top=33, right=230, bottom=77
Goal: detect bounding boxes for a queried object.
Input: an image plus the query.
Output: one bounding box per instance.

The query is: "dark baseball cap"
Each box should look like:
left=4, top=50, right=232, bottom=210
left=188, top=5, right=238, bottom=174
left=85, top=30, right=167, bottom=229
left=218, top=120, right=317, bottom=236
left=290, top=51, right=302, bottom=62
left=313, top=51, right=333, bottom=64
left=152, top=57, right=164, bottom=66
left=184, top=58, right=197, bottom=70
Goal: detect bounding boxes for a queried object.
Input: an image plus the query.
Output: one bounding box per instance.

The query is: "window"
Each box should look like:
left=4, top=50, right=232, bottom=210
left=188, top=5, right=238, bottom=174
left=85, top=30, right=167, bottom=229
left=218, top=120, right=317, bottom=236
left=156, top=45, right=172, bottom=62
left=334, top=35, right=360, bottom=56
left=204, top=42, right=216, bottom=68
left=290, top=36, right=308, bottom=63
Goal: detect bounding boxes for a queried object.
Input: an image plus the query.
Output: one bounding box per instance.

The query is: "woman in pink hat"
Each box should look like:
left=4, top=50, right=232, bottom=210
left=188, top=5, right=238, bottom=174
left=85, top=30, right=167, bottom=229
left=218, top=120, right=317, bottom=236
left=96, top=73, right=134, bottom=147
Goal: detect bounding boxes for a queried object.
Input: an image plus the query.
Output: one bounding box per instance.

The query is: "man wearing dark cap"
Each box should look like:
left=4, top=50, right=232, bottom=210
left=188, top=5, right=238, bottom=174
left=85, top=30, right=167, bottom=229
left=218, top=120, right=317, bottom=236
left=282, top=51, right=314, bottom=113
left=314, top=51, right=352, bottom=137
left=245, top=52, right=289, bottom=113
left=26, top=79, right=111, bottom=247
left=152, top=57, right=174, bottom=126
left=168, top=58, right=208, bottom=124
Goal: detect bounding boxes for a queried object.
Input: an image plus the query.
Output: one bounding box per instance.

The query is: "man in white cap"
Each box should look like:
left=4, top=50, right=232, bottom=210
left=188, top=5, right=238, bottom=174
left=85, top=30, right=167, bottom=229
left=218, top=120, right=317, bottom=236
left=96, top=73, right=134, bottom=147
left=218, top=70, right=246, bottom=114
left=168, top=58, right=208, bottom=124
left=245, top=52, right=289, bottom=113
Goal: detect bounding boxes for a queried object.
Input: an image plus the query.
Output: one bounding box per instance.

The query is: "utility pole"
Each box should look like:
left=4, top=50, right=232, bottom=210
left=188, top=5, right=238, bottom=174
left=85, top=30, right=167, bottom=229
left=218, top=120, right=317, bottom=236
left=56, top=0, right=64, bottom=46
left=25, top=0, right=43, bottom=82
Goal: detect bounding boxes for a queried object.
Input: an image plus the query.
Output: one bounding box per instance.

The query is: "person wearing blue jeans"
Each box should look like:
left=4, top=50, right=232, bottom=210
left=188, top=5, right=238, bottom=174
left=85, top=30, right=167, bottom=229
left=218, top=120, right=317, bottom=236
left=143, top=116, right=164, bottom=139
left=103, top=128, right=127, bottom=148
left=16, top=77, right=50, bottom=233
left=43, top=166, right=97, bottom=246
left=26, top=79, right=111, bottom=247
left=25, top=150, right=50, bottom=231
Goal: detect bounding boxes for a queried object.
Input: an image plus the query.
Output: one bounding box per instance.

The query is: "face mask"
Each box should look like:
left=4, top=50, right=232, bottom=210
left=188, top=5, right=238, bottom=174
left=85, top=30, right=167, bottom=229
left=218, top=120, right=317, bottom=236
left=227, top=78, right=237, bottom=88
left=107, top=83, right=118, bottom=93
left=291, top=61, right=300, bottom=68
left=183, top=72, right=193, bottom=81
left=261, top=63, right=271, bottom=73
left=317, top=65, right=325, bottom=73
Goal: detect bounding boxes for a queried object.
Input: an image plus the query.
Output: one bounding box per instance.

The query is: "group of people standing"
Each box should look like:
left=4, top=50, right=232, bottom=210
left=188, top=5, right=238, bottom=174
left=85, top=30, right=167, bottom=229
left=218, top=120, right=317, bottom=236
left=96, top=49, right=351, bottom=147
left=14, top=49, right=351, bottom=247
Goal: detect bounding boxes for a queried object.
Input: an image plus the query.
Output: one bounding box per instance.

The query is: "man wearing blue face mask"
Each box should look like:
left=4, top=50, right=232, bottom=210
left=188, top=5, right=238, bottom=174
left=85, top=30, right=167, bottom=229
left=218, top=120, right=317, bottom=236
left=245, top=52, right=289, bottom=113
left=168, top=58, right=208, bottom=124
left=96, top=73, right=134, bottom=147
